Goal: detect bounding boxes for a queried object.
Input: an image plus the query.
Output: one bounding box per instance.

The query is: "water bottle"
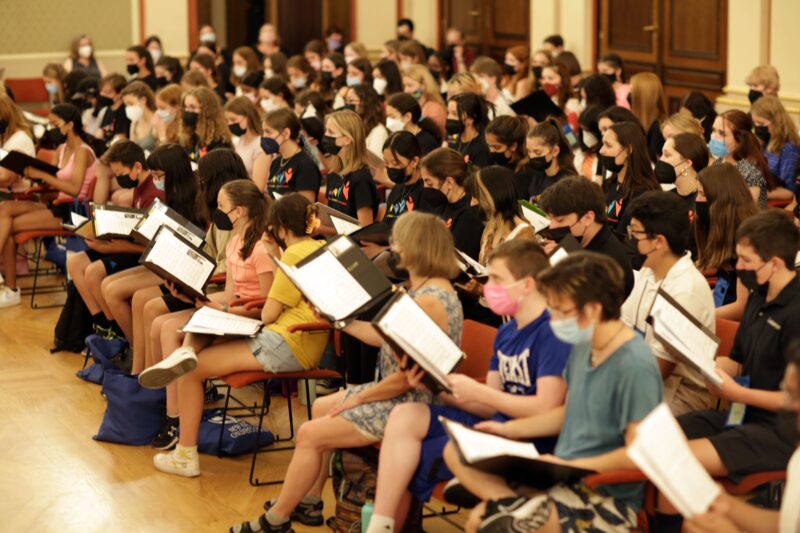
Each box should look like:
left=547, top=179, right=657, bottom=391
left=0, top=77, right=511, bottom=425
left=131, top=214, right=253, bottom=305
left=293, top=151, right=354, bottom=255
left=361, top=501, right=374, bottom=532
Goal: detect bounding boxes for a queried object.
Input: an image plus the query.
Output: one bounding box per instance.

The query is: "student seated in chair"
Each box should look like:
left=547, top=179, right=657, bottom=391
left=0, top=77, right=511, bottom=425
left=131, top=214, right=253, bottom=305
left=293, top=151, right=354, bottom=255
left=365, top=240, right=571, bottom=533
left=655, top=209, right=800, bottom=532
left=682, top=340, right=799, bottom=533
left=443, top=252, right=663, bottom=533
left=621, top=191, right=716, bottom=416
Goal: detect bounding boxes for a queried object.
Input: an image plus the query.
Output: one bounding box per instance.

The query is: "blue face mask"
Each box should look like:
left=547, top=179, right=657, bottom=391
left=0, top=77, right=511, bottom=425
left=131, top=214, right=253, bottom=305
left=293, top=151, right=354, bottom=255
left=708, top=138, right=728, bottom=159
left=153, top=178, right=166, bottom=191
left=550, top=316, right=594, bottom=345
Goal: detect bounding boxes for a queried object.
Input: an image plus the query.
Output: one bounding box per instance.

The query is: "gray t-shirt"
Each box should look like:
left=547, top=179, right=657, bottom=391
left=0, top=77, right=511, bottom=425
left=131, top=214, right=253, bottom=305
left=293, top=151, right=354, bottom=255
left=555, top=334, right=663, bottom=510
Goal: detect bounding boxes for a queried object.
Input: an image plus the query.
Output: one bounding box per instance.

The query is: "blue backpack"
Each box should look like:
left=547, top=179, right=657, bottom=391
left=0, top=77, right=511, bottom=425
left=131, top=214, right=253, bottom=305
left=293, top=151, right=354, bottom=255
left=195, top=409, right=275, bottom=456
left=94, top=371, right=166, bottom=445
left=76, top=335, right=129, bottom=385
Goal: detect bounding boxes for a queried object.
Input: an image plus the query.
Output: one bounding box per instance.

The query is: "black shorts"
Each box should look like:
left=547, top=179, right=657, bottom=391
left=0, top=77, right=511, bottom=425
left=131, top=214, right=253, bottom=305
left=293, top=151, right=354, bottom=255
left=84, top=250, right=142, bottom=276
left=159, top=284, right=195, bottom=313
left=48, top=203, right=72, bottom=222
left=678, top=409, right=795, bottom=480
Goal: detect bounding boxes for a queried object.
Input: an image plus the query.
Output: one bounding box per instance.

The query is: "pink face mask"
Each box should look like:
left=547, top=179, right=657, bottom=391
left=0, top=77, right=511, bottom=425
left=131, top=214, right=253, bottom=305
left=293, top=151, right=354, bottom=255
left=483, top=280, right=524, bottom=317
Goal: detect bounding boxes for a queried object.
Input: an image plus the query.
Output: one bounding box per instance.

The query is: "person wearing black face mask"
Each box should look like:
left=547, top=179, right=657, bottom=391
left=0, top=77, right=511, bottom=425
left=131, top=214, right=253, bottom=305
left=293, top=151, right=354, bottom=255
left=539, top=176, right=635, bottom=297
left=97, top=74, right=131, bottom=142
left=445, top=93, right=490, bottom=168
left=125, top=45, right=159, bottom=91
left=597, top=53, right=631, bottom=108
left=525, top=119, right=577, bottom=203
left=654, top=210, right=800, bottom=533
left=382, top=132, right=425, bottom=226
left=484, top=116, right=528, bottom=195
left=260, top=108, right=321, bottom=203
left=224, top=96, right=273, bottom=190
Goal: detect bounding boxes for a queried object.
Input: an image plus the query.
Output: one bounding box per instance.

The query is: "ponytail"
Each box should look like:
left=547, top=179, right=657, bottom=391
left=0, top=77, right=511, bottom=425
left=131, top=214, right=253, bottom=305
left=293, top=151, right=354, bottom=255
left=221, top=179, right=272, bottom=260
left=527, top=117, right=577, bottom=175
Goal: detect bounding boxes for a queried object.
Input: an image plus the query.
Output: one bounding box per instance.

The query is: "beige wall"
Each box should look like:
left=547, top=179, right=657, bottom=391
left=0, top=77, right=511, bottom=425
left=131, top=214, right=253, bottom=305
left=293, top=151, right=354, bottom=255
left=144, top=0, right=190, bottom=59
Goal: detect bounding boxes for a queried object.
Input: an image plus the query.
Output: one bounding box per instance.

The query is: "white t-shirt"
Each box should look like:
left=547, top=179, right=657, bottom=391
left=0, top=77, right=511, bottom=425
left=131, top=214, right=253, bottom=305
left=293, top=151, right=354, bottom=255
left=2, top=130, right=36, bottom=191
left=621, top=252, right=716, bottom=415
left=489, top=93, right=516, bottom=118
left=781, top=447, right=800, bottom=533
left=366, top=124, right=388, bottom=159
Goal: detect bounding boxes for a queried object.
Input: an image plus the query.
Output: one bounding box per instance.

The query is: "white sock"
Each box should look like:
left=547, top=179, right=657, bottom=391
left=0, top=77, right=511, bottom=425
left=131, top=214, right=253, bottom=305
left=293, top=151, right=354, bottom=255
left=365, top=514, right=394, bottom=533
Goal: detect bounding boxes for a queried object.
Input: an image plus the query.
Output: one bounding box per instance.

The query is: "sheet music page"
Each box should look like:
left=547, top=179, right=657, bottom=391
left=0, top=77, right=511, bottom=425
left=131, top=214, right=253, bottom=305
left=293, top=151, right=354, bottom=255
left=272, top=191, right=284, bottom=200
left=457, top=250, right=487, bottom=277
left=549, top=247, right=569, bottom=266
left=444, top=419, right=539, bottom=463
left=146, top=229, right=215, bottom=293
left=377, top=293, right=462, bottom=376
left=649, top=293, right=721, bottom=386
left=330, top=215, right=362, bottom=235
left=136, top=200, right=204, bottom=247
left=291, top=249, right=372, bottom=320
left=183, top=307, right=262, bottom=336
left=520, top=205, right=551, bottom=233
left=70, top=212, right=89, bottom=227
left=93, top=208, right=143, bottom=237
left=628, top=403, right=720, bottom=518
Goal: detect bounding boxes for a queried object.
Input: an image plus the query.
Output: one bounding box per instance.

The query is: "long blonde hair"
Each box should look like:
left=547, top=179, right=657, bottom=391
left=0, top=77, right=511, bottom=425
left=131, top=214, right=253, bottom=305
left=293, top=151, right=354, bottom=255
left=392, top=211, right=459, bottom=279
left=663, top=112, right=704, bottom=138
left=447, top=72, right=482, bottom=99
left=630, top=72, right=667, bottom=130
left=751, top=95, right=800, bottom=153
left=0, top=94, right=32, bottom=142
left=404, top=64, right=444, bottom=106
left=326, top=109, right=368, bottom=175
left=178, top=86, right=232, bottom=149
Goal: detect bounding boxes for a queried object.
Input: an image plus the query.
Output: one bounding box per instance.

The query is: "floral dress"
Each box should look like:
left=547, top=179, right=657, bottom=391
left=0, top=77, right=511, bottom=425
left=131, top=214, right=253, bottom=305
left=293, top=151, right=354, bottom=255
left=340, top=286, right=463, bottom=440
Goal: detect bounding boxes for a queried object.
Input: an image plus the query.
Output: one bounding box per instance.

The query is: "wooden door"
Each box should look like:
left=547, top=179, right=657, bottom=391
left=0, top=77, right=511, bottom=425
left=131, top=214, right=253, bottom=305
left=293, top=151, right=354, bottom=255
left=441, top=0, right=530, bottom=63
left=598, top=0, right=727, bottom=112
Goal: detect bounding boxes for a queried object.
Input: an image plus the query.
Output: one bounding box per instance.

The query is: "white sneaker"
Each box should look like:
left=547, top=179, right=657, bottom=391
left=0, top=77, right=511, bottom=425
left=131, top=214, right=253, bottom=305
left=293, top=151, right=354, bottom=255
left=153, top=445, right=200, bottom=477
left=138, top=346, right=198, bottom=389
left=0, top=286, right=21, bottom=308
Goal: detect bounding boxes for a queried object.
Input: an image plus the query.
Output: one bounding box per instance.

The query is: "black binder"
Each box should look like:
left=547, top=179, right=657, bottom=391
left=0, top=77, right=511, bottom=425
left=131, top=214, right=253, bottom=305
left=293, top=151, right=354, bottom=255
left=349, top=222, right=392, bottom=245
left=140, top=225, right=216, bottom=301
left=131, top=198, right=206, bottom=247
left=372, top=290, right=465, bottom=394
left=0, top=149, right=60, bottom=177
left=272, top=234, right=394, bottom=322
left=548, top=233, right=583, bottom=264
left=442, top=418, right=596, bottom=489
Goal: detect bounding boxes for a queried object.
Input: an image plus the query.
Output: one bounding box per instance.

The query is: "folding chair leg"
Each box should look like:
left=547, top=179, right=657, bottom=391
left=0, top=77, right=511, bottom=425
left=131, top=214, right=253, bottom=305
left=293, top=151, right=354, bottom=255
left=423, top=502, right=464, bottom=530
left=28, top=237, right=66, bottom=309
left=216, top=386, right=233, bottom=458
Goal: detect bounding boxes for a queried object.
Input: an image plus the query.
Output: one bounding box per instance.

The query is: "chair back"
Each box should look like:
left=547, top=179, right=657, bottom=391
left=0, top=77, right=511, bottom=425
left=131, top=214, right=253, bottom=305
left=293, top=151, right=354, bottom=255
left=715, top=317, right=739, bottom=358
left=457, top=319, right=497, bottom=380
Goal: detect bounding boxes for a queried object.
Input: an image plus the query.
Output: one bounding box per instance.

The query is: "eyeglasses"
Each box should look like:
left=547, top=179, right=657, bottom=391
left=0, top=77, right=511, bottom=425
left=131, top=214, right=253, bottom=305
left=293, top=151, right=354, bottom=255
left=626, top=227, right=652, bottom=240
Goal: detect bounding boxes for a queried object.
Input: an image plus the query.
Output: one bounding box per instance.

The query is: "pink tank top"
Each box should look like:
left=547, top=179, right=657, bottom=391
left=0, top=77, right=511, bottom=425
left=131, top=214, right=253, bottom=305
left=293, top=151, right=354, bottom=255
left=55, top=143, right=96, bottom=202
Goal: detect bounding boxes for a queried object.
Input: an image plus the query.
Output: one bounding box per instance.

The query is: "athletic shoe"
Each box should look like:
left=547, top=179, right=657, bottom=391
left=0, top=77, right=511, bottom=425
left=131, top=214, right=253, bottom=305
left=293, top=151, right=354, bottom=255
left=0, top=286, right=21, bottom=308
left=264, top=499, right=323, bottom=527
left=229, top=514, right=294, bottom=533
left=151, top=417, right=179, bottom=450
left=138, top=347, right=197, bottom=389
left=442, top=478, right=481, bottom=509
left=477, top=495, right=551, bottom=533
left=315, top=377, right=343, bottom=396
left=153, top=445, right=200, bottom=477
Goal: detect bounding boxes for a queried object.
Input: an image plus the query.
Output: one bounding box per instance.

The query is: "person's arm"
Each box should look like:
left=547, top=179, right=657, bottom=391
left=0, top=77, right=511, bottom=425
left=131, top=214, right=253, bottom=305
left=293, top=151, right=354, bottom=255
left=748, top=186, right=761, bottom=205
left=85, top=239, right=144, bottom=255
left=260, top=298, right=284, bottom=324
left=554, top=422, right=641, bottom=472
left=715, top=279, right=748, bottom=320
left=685, top=492, right=780, bottom=533
left=474, top=404, right=565, bottom=440
left=26, top=148, right=89, bottom=197
left=779, top=146, right=799, bottom=190
left=251, top=152, right=271, bottom=192
left=708, top=368, right=786, bottom=411
left=715, top=356, right=742, bottom=377
left=341, top=319, right=384, bottom=347
left=356, top=206, right=374, bottom=226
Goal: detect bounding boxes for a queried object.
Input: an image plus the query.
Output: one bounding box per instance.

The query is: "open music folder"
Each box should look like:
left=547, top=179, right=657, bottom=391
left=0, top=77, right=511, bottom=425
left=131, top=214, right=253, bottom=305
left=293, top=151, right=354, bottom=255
left=627, top=403, right=720, bottom=518
left=373, top=291, right=465, bottom=394
left=519, top=200, right=551, bottom=233
left=180, top=306, right=263, bottom=337
left=647, top=288, right=722, bottom=387
left=456, top=249, right=488, bottom=280
left=90, top=204, right=146, bottom=240
left=131, top=198, right=205, bottom=247
left=0, top=149, right=60, bottom=178
left=60, top=211, right=89, bottom=232
left=272, top=235, right=394, bottom=322
left=316, top=202, right=360, bottom=231
left=140, top=225, right=216, bottom=301
left=441, top=417, right=595, bottom=489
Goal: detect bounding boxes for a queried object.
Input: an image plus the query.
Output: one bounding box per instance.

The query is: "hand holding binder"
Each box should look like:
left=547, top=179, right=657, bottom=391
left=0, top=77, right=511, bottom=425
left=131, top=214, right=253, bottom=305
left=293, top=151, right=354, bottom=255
left=181, top=306, right=263, bottom=336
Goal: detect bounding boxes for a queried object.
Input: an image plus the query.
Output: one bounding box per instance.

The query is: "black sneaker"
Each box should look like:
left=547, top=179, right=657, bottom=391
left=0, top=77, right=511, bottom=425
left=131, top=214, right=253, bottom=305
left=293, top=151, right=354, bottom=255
left=315, top=377, right=343, bottom=396
left=229, top=514, right=294, bottom=533
left=204, top=381, right=224, bottom=404
left=442, top=478, right=481, bottom=508
left=264, top=499, right=323, bottom=527
left=478, top=495, right=550, bottom=533
left=151, top=417, right=179, bottom=450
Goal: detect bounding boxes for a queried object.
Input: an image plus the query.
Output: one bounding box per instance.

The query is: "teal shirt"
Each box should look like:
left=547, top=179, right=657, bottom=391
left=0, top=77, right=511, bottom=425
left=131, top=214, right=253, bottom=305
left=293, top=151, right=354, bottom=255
left=555, top=334, right=663, bottom=511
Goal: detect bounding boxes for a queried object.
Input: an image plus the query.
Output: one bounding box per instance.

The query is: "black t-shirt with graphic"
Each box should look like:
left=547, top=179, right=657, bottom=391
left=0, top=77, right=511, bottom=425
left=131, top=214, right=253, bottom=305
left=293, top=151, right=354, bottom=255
left=441, top=195, right=484, bottom=260
left=325, top=166, right=379, bottom=219
left=268, top=150, right=322, bottom=195
left=383, top=179, right=425, bottom=225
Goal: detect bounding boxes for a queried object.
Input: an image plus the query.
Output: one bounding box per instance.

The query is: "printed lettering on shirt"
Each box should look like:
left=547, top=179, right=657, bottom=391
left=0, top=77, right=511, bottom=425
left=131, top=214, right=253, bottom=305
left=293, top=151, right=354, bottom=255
left=497, top=348, right=532, bottom=394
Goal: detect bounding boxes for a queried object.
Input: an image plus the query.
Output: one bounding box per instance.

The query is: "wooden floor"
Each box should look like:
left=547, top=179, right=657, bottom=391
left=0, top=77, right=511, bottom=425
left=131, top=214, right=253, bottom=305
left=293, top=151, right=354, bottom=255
left=0, top=272, right=467, bottom=532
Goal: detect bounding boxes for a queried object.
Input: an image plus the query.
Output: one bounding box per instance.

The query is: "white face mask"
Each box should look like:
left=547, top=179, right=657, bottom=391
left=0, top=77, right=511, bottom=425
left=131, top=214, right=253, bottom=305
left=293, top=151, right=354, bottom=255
left=386, top=116, right=405, bottom=133
left=373, top=78, right=388, bottom=96
left=346, top=76, right=362, bottom=88
left=233, top=65, right=247, bottom=78
left=291, top=77, right=307, bottom=89
left=125, top=104, right=144, bottom=122
left=78, top=44, right=93, bottom=59
left=264, top=68, right=275, bottom=79
left=199, top=32, right=216, bottom=44
left=261, top=99, right=279, bottom=113
left=149, top=48, right=162, bottom=64
left=155, top=109, right=174, bottom=123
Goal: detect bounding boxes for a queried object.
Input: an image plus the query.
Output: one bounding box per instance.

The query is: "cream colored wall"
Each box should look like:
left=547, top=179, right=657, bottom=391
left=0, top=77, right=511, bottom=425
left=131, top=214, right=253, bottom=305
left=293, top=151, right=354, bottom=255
left=356, top=0, right=396, bottom=53
left=402, top=0, right=437, bottom=49
left=144, top=0, right=190, bottom=59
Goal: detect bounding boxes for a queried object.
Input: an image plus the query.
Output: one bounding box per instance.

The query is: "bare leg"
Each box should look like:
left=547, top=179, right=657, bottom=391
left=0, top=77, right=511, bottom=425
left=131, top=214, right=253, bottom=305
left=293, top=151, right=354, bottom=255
left=154, top=310, right=193, bottom=417
left=132, top=287, right=163, bottom=374
left=84, top=260, right=112, bottom=319
left=373, top=403, right=431, bottom=518
left=443, top=441, right=517, bottom=501
left=306, top=392, right=347, bottom=498
left=176, top=339, right=263, bottom=446
left=144, top=297, right=172, bottom=368
left=66, top=252, right=100, bottom=314
left=270, top=409, right=375, bottom=520
left=0, top=202, right=44, bottom=283
left=102, top=267, right=160, bottom=340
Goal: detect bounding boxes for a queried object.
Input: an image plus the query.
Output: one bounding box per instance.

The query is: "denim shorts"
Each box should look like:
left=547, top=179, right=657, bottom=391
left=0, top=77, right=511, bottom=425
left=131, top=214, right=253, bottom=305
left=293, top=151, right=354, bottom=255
left=247, top=329, right=305, bottom=373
